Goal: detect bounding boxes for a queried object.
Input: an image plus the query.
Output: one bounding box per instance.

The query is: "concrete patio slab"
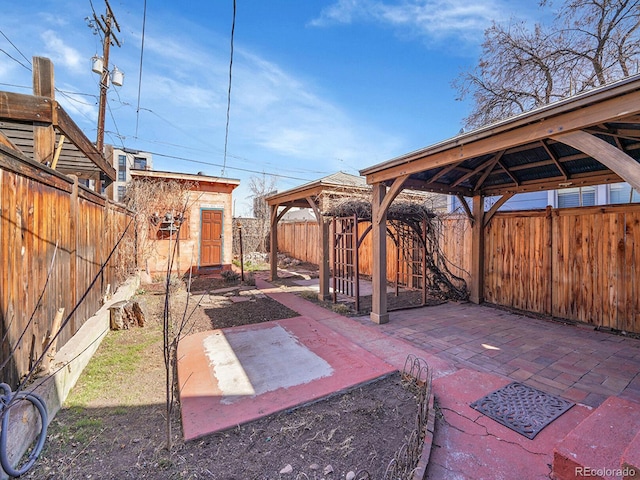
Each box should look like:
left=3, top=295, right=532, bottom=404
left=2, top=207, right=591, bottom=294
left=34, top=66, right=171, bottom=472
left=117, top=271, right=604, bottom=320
left=177, top=315, right=396, bottom=440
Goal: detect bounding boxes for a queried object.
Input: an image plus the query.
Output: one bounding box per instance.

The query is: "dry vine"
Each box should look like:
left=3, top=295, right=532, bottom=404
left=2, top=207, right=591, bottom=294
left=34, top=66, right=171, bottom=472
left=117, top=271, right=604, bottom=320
left=324, top=199, right=468, bottom=301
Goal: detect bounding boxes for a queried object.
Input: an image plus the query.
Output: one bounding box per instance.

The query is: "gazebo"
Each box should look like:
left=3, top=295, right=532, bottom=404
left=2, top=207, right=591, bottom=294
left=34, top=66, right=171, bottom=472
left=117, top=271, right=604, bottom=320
left=360, top=75, right=640, bottom=324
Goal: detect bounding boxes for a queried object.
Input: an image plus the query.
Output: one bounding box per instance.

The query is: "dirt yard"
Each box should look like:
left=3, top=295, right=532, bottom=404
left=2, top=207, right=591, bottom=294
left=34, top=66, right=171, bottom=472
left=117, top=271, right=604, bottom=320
left=25, top=270, right=421, bottom=480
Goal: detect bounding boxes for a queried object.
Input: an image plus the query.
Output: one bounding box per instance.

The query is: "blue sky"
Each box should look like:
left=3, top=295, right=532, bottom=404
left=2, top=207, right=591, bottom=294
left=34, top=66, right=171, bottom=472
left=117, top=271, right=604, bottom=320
left=0, top=1, right=546, bottom=215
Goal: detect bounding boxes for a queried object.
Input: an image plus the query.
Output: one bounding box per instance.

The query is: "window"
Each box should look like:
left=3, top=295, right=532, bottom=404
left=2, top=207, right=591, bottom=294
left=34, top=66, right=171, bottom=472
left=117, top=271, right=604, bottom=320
left=150, top=211, right=189, bottom=240
left=117, top=185, right=126, bottom=202
left=610, top=183, right=640, bottom=204
left=118, top=154, right=127, bottom=181
left=557, top=187, right=596, bottom=208
left=133, top=157, right=147, bottom=170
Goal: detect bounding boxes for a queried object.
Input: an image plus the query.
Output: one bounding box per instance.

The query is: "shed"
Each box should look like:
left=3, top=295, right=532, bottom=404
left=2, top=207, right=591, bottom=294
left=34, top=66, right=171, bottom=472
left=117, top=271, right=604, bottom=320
left=360, top=74, right=640, bottom=324
left=130, top=170, right=240, bottom=276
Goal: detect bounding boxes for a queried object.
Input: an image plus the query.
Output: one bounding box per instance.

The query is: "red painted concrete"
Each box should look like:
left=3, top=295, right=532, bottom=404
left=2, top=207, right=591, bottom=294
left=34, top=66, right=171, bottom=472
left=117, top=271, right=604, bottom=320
left=622, top=433, right=640, bottom=479
left=431, top=368, right=592, bottom=479
left=178, top=274, right=640, bottom=476
left=553, top=396, right=640, bottom=480
left=178, top=315, right=396, bottom=440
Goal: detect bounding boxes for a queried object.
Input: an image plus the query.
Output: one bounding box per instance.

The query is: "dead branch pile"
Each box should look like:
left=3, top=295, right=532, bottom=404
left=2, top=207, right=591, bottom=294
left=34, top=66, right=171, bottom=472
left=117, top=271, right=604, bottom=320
left=325, top=199, right=468, bottom=301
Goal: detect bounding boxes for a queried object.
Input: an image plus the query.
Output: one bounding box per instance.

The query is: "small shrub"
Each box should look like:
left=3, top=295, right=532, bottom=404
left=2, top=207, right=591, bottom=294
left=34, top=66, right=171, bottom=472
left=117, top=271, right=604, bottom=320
left=221, top=270, right=240, bottom=283
left=331, top=303, right=352, bottom=315
left=244, top=272, right=256, bottom=286
left=300, top=291, right=317, bottom=301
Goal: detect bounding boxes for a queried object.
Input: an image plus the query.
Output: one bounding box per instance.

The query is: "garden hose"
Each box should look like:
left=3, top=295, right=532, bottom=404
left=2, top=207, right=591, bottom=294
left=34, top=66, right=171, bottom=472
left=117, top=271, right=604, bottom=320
left=0, top=383, right=48, bottom=478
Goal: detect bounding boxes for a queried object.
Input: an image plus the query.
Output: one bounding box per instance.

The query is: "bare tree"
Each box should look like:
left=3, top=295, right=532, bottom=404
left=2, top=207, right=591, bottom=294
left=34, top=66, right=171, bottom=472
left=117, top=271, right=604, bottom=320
left=247, top=174, right=278, bottom=252
left=455, top=0, right=640, bottom=128
left=123, top=178, right=194, bottom=274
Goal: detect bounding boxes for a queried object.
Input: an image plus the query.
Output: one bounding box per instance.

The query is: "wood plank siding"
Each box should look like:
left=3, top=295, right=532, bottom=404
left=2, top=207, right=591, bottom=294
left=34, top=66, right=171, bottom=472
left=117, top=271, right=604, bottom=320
left=1, top=146, right=133, bottom=387
left=278, top=204, right=640, bottom=333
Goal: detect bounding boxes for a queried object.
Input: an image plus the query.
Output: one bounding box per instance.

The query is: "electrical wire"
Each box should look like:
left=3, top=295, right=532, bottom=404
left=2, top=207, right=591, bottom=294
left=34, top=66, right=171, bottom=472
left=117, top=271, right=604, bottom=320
left=135, top=0, right=147, bottom=137
left=149, top=150, right=314, bottom=181
left=221, top=0, right=236, bottom=176
left=0, top=28, right=31, bottom=70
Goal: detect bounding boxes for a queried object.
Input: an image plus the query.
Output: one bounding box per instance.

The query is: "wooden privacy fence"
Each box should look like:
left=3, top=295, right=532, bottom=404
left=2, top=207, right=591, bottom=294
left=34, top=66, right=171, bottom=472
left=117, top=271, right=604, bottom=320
left=485, top=205, right=640, bottom=333
left=278, top=204, right=640, bottom=334
left=1, top=148, right=134, bottom=387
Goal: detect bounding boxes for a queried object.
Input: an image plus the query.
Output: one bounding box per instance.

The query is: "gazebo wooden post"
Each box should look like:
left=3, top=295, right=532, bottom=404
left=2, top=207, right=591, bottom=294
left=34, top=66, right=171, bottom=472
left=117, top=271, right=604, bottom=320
left=318, top=217, right=331, bottom=300
left=470, top=194, right=485, bottom=304
left=269, top=204, right=279, bottom=282
left=371, top=183, right=389, bottom=324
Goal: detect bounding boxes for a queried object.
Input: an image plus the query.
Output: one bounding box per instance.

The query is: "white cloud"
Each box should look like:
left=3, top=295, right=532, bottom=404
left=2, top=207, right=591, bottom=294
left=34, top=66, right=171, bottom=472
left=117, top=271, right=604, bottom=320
left=310, top=0, right=507, bottom=43
left=227, top=48, right=402, bottom=167
left=40, top=30, right=84, bottom=73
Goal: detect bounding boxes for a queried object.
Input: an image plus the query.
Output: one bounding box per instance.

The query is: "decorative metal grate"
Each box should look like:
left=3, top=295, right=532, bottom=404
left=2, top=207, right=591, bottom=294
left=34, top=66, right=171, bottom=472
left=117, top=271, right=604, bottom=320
left=470, top=382, right=574, bottom=439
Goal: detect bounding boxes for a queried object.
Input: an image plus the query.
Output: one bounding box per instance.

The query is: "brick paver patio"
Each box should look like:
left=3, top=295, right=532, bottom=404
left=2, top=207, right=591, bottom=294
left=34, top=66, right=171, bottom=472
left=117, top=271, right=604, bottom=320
left=362, top=302, right=640, bottom=408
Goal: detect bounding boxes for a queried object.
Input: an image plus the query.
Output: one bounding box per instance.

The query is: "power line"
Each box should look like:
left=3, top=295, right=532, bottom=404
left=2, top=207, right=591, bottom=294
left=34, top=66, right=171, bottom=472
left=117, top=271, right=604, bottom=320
left=0, top=48, right=30, bottom=71
left=0, top=28, right=31, bottom=70
left=135, top=0, right=147, bottom=137
left=148, top=150, right=314, bottom=182
left=221, top=0, right=236, bottom=176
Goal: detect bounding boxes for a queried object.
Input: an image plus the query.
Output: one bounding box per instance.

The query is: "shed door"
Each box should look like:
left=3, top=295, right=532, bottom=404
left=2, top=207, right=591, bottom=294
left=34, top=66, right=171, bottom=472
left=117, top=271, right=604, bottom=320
left=201, top=210, right=223, bottom=266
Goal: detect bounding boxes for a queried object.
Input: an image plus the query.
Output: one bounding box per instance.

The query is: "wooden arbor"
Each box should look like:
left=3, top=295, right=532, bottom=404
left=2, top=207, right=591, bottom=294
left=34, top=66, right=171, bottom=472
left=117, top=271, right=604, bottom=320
left=266, top=172, right=373, bottom=301
left=361, top=75, right=640, bottom=324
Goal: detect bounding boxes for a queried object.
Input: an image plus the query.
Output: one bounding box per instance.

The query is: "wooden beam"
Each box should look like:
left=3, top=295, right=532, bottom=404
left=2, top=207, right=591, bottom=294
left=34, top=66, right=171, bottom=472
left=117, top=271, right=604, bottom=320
left=275, top=204, right=292, bottom=223
left=452, top=154, right=499, bottom=187
left=374, top=174, right=408, bottom=225
left=54, top=104, right=116, bottom=181
left=470, top=194, right=485, bottom=304
left=51, top=135, right=65, bottom=169
left=484, top=193, right=514, bottom=226
left=552, top=130, right=640, bottom=192
left=497, top=158, right=520, bottom=186
left=32, top=57, right=55, bottom=99
left=303, top=195, right=331, bottom=300
left=428, top=161, right=463, bottom=183
left=370, top=183, right=389, bottom=324
left=455, top=193, right=473, bottom=221
left=540, top=139, right=569, bottom=180
left=0, top=130, right=22, bottom=153
left=474, top=151, right=504, bottom=191
left=400, top=177, right=473, bottom=196
left=0, top=92, right=53, bottom=123
left=269, top=204, right=280, bottom=281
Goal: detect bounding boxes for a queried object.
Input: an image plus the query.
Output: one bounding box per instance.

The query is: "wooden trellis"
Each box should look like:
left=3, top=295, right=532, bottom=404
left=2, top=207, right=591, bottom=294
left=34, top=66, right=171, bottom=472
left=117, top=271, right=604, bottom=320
left=332, top=213, right=438, bottom=312
left=332, top=215, right=361, bottom=311
left=393, top=220, right=428, bottom=305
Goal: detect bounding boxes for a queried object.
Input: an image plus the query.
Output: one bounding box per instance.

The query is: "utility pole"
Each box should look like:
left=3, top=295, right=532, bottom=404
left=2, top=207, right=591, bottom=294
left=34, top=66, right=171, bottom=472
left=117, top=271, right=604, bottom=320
left=93, top=0, right=121, bottom=156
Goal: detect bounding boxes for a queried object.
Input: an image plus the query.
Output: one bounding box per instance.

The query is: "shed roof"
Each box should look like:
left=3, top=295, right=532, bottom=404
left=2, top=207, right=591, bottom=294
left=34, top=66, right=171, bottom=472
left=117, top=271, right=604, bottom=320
left=130, top=169, right=240, bottom=186
left=360, top=74, right=640, bottom=197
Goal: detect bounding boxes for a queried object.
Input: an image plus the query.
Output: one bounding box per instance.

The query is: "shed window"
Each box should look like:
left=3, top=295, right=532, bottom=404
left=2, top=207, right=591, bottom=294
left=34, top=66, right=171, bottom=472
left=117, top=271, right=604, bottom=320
left=150, top=211, right=189, bottom=240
